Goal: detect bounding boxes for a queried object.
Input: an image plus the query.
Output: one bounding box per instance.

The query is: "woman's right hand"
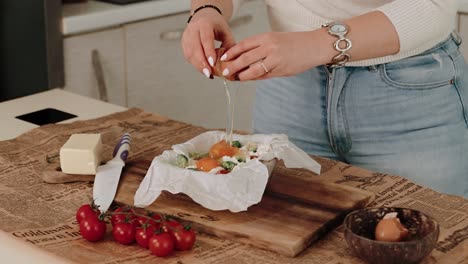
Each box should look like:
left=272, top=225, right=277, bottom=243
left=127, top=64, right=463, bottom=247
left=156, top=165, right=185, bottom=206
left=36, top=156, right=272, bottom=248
left=181, top=8, right=236, bottom=79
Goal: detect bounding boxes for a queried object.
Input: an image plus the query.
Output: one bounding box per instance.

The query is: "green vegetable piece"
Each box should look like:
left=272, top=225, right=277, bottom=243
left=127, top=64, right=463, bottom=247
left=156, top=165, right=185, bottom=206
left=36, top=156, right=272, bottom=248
left=187, top=168, right=199, bottom=171
left=237, top=158, right=245, bottom=163
left=221, top=161, right=237, bottom=171
left=247, top=143, right=257, bottom=153
left=176, top=154, right=189, bottom=168
left=231, top=141, right=242, bottom=148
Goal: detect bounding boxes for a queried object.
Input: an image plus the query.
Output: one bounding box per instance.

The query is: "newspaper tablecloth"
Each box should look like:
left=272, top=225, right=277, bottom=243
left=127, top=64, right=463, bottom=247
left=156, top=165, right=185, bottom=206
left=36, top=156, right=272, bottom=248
left=0, top=108, right=466, bottom=264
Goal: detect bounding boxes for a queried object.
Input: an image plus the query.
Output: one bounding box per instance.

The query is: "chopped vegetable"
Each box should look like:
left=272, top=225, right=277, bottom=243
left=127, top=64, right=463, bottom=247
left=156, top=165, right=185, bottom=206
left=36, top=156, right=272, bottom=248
left=231, top=140, right=242, bottom=148
left=221, top=161, right=237, bottom=171
left=246, top=142, right=257, bottom=153
left=188, top=152, right=208, bottom=160
left=237, top=158, right=245, bottom=163
left=176, top=154, right=189, bottom=168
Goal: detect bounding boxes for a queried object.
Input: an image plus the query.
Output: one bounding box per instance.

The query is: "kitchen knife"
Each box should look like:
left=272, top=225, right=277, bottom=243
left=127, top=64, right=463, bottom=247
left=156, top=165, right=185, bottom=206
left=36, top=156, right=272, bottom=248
left=93, top=133, right=131, bottom=213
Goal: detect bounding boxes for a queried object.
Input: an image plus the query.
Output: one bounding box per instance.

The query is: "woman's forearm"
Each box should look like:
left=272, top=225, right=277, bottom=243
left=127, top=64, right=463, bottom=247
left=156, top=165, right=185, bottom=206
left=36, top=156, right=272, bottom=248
left=191, top=0, right=234, bottom=21
left=312, top=11, right=400, bottom=65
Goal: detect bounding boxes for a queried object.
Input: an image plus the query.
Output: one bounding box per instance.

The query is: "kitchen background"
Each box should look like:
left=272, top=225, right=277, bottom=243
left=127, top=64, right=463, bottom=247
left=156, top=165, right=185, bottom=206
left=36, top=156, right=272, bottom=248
left=3, top=0, right=468, bottom=133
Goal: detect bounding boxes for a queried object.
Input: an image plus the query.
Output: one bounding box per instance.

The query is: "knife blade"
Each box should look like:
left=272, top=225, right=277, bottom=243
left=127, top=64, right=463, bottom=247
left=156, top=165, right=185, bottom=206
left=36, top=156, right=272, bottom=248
left=93, top=133, right=131, bottom=213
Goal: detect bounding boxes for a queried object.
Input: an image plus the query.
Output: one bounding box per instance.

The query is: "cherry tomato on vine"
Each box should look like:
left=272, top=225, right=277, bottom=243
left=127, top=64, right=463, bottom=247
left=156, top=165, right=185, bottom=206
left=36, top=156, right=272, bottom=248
left=136, top=215, right=149, bottom=227
left=162, top=220, right=183, bottom=234
left=135, top=225, right=155, bottom=249
left=112, top=222, right=136, bottom=245
left=111, top=207, right=137, bottom=227
left=149, top=232, right=174, bottom=257
left=76, top=204, right=99, bottom=223
left=79, top=217, right=106, bottom=242
left=149, top=212, right=162, bottom=223
left=136, top=213, right=161, bottom=229
left=173, top=226, right=196, bottom=251
left=149, top=213, right=162, bottom=229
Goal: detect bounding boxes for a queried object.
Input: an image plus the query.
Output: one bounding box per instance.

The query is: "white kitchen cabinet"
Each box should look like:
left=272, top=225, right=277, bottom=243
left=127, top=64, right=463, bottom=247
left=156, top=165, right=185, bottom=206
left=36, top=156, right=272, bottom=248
left=63, top=28, right=126, bottom=106
left=458, top=13, right=468, bottom=60
left=125, top=0, right=270, bottom=132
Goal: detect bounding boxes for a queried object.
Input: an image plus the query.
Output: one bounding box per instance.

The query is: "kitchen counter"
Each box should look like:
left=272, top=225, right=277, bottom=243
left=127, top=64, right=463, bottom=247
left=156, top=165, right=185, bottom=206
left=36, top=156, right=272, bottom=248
left=62, top=0, right=190, bottom=35
left=0, top=91, right=467, bottom=263
left=63, top=0, right=468, bottom=36
left=0, top=89, right=126, bottom=141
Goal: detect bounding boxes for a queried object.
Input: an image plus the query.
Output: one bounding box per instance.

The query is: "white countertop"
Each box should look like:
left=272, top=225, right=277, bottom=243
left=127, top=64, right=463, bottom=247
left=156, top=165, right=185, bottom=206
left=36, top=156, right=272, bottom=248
left=62, top=0, right=190, bottom=35
left=0, top=89, right=126, bottom=141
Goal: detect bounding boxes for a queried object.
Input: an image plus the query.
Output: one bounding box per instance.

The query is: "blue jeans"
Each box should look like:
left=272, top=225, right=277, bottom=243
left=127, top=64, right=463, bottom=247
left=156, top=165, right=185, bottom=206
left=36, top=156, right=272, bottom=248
left=253, top=34, right=468, bottom=197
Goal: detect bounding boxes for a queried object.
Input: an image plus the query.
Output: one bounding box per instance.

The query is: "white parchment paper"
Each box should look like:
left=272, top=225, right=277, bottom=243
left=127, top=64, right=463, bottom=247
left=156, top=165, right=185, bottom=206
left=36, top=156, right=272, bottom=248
left=134, top=131, right=321, bottom=212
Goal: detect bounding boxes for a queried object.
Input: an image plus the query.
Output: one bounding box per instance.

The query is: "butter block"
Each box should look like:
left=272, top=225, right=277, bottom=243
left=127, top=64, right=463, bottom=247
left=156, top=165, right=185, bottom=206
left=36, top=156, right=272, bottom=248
left=60, top=134, right=102, bottom=175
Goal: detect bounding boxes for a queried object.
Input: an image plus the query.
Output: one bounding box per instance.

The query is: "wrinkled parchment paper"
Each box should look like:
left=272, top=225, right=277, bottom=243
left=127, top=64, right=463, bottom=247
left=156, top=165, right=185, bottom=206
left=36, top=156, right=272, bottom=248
left=134, top=131, right=321, bottom=212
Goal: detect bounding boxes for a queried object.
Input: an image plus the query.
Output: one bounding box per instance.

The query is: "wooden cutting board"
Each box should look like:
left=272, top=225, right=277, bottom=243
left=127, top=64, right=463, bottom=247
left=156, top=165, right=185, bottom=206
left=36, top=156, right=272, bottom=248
left=114, top=160, right=374, bottom=257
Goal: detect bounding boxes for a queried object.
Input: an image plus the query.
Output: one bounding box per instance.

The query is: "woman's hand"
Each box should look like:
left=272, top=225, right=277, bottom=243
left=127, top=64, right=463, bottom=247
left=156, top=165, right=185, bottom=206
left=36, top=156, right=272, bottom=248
left=181, top=8, right=236, bottom=79
left=220, top=31, right=330, bottom=81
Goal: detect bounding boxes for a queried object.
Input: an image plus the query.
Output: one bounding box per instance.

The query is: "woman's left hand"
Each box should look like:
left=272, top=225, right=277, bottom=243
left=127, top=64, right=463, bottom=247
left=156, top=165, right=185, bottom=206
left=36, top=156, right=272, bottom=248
left=220, top=31, right=326, bottom=81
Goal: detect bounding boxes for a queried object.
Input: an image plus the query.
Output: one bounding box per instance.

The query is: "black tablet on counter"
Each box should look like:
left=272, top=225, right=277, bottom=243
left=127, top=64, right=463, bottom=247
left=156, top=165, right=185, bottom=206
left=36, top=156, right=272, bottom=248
left=15, top=108, right=77, bottom=126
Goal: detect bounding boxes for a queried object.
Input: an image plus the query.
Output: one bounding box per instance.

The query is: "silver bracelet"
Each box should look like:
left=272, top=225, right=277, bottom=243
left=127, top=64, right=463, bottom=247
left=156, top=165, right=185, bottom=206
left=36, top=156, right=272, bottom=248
left=321, top=22, right=352, bottom=68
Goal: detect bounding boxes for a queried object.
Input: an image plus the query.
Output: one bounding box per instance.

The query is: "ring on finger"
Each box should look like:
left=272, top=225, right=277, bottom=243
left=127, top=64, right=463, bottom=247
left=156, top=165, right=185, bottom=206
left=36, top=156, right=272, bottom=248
left=260, top=60, right=270, bottom=74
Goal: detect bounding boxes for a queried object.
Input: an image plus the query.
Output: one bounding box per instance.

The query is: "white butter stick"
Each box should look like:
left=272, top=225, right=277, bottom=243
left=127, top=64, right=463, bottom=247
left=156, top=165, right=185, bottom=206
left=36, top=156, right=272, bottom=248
left=60, top=134, right=103, bottom=175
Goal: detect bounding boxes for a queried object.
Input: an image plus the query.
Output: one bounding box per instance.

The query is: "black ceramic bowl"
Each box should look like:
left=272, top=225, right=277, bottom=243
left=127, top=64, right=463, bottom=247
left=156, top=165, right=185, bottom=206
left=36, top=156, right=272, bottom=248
left=344, top=207, right=439, bottom=264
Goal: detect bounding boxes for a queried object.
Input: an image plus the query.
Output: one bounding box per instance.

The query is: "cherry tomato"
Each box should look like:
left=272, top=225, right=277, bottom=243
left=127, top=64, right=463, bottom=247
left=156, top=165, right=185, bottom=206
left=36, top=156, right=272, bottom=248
left=111, top=207, right=137, bottom=227
left=149, top=212, right=162, bottom=222
left=76, top=204, right=98, bottom=223
left=136, top=215, right=150, bottom=227
left=149, top=232, right=174, bottom=257
left=217, top=170, right=230, bottom=174
left=209, top=140, right=238, bottom=159
left=112, top=222, right=136, bottom=245
left=136, top=212, right=161, bottom=229
left=135, top=225, right=155, bottom=249
left=173, top=227, right=196, bottom=251
left=196, top=158, right=219, bottom=172
left=79, top=217, right=106, bottom=242
left=148, top=213, right=162, bottom=229
left=162, top=220, right=183, bottom=234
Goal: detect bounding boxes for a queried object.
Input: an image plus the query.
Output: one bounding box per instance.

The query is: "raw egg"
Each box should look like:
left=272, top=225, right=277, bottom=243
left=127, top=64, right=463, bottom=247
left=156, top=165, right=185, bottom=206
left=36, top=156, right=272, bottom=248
left=209, top=140, right=238, bottom=159
left=374, top=212, right=409, bottom=242
left=196, top=157, right=220, bottom=172
left=212, top=48, right=236, bottom=81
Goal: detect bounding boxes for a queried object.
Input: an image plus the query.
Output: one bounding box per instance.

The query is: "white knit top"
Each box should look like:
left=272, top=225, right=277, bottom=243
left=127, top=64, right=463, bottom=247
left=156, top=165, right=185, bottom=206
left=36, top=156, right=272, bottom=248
left=233, top=0, right=458, bottom=66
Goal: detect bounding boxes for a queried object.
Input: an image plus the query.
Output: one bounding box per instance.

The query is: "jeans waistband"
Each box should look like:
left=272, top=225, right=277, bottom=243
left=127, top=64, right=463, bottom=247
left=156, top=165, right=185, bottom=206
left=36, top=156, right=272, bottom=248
left=420, top=31, right=462, bottom=58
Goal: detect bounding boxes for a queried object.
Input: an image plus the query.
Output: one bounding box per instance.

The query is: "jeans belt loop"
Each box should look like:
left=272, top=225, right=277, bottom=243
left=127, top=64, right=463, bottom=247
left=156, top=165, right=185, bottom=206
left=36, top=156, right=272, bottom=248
left=452, top=30, right=463, bottom=46
left=368, top=65, right=378, bottom=72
